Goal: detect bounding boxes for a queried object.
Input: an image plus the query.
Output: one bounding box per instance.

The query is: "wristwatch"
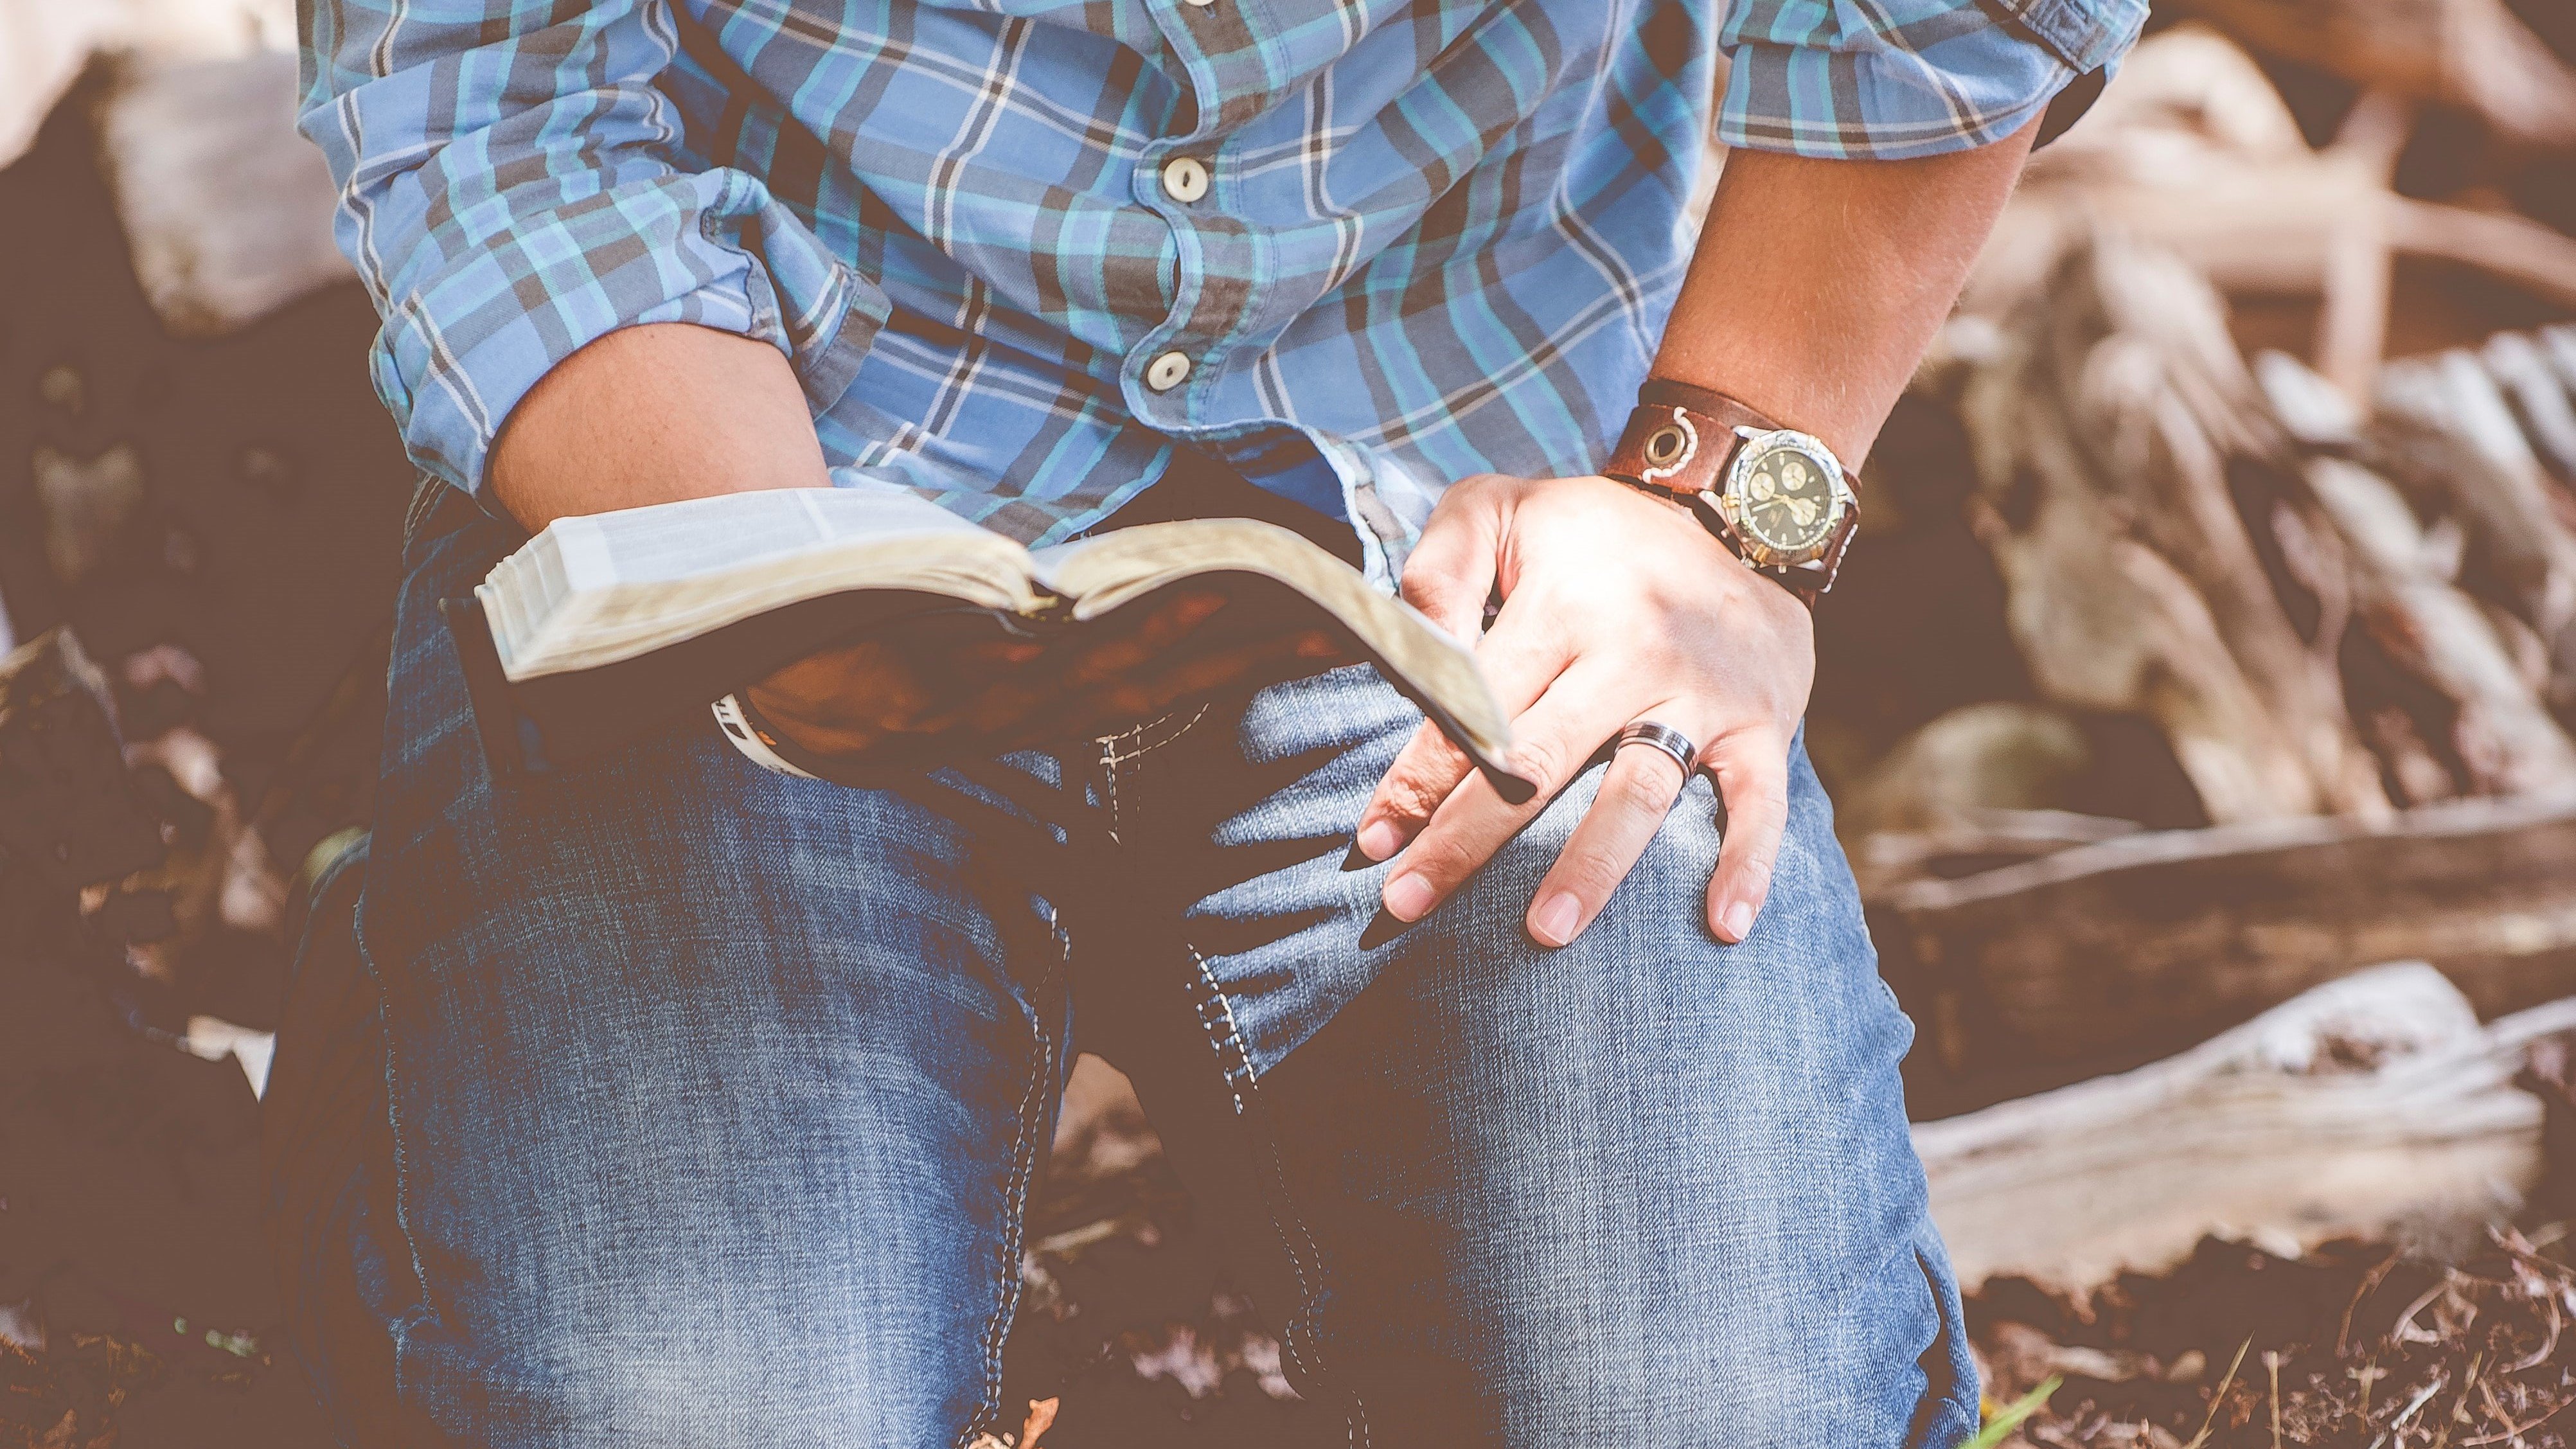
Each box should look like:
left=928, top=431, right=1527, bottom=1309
left=1600, top=380, right=1858, bottom=606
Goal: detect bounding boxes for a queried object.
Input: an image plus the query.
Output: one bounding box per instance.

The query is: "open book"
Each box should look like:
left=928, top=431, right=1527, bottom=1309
left=441, top=486, right=1531, bottom=799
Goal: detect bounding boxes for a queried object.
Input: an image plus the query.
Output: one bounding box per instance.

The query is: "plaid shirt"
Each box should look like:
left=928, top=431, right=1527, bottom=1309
left=299, top=0, right=2140, bottom=571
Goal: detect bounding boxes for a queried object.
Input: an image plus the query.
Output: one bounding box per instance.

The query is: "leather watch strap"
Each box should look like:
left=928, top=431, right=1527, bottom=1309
left=1637, top=378, right=1781, bottom=432
left=1602, top=380, right=1854, bottom=609
left=1603, top=382, right=1777, bottom=501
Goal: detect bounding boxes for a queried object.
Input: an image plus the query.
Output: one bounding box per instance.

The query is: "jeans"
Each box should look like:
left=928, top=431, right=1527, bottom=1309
left=269, top=479, right=1977, bottom=1448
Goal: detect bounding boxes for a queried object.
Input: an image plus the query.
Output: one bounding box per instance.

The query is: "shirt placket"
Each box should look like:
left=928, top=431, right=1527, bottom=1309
left=1123, top=0, right=1297, bottom=434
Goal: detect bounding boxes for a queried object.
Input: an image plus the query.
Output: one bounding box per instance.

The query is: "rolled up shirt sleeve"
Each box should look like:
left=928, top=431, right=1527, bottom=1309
left=298, top=0, right=888, bottom=499
left=1718, top=0, right=2149, bottom=161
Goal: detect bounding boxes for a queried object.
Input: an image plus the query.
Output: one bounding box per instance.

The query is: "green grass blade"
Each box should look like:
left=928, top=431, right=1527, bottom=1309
left=1964, top=1376, right=2061, bottom=1449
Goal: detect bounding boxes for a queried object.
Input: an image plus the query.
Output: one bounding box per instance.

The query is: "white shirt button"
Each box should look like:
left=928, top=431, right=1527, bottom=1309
left=1145, top=350, right=1194, bottom=392
left=1160, top=155, right=1210, bottom=204
left=1182, top=0, right=1216, bottom=8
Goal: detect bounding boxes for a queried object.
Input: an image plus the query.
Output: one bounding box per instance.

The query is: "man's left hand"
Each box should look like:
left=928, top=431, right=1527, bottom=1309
left=1349, top=472, right=1814, bottom=948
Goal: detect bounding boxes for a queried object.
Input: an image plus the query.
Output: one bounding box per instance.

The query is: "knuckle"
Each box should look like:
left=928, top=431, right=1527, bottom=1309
left=1729, top=848, right=1777, bottom=889
left=1554, top=848, right=1627, bottom=902
left=1509, top=735, right=1574, bottom=796
left=1402, top=835, right=1477, bottom=891
left=1380, top=769, right=1454, bottom=822
left=1608, top=760, right=1682, bottom=811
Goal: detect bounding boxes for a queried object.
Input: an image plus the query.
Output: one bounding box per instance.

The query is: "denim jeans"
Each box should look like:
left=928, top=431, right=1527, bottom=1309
left=271, top=479, right=1976, bottom=1448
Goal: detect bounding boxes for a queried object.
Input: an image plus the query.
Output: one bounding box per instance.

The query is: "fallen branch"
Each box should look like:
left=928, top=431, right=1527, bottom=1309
left=1919, top=963, right=2576, bottom=1296
left=1887, top=790, right=2576, bottom=1071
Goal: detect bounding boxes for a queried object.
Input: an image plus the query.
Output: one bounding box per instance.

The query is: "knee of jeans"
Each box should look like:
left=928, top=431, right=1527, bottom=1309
left=389, top=1302, right=973, bottom=1448
left=1657, top=1235, right=1974, bottom=1449
left=1829, top=1232, right=1981, bottom=1449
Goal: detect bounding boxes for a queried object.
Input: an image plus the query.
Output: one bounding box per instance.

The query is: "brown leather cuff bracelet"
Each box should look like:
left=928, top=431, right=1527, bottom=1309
left=1606, top=382, right=1779, bottom=501
left=1600, top=380, right=1859, bottom=607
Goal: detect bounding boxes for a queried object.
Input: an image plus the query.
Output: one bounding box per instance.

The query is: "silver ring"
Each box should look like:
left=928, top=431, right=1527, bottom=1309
left=1613, top=720, right=1697, bottom=777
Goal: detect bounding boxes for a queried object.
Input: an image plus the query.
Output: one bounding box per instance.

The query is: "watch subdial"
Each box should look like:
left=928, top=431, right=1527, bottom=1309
left=1739, top=448, right=1836, bottom=555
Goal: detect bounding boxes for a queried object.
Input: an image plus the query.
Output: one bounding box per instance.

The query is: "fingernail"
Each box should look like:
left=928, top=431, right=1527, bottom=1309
left=1530, top=891, right=1580, bottom=948
left=1719, top=900, right=1755, bottom=943
left=1383, top=871, right=1435, bottom=921
left=1339, top=837, right=1378, bottom=871
left=1355, top=819, right=1403, bottom=862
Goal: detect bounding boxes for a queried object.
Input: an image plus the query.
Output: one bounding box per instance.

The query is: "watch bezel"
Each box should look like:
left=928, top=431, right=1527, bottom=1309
left=1709, top=428, right=1851, bottom=569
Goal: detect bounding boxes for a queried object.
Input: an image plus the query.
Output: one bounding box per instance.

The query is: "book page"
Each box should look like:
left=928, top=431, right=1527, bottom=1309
left=483, top=488, right=1044, bottom=679
left=556, top=486, right=993, bottom=584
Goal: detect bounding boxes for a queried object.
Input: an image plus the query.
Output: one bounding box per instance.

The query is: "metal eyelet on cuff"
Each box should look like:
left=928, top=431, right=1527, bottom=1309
left=1642, top=423, right=1690, bottom=469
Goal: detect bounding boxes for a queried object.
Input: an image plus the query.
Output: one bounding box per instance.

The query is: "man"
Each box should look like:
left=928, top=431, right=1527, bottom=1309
left=284, top=0, right=2138, bottom=1443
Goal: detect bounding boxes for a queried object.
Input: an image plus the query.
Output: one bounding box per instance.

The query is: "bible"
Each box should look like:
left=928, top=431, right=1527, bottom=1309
left=441, top=486, right=1532, bottom=800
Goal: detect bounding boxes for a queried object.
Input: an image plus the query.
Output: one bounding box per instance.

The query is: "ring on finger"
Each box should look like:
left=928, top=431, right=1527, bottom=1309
left=1612, top=719, right=1697, bottom=778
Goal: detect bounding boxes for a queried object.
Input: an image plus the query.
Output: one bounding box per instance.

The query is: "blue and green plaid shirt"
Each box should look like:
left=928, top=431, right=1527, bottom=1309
left=299, top=0, right=2140, bottom=571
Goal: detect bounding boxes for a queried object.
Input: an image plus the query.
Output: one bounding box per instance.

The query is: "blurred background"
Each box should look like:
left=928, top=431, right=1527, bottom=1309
left=4, top=1, right=2576, bottom=1444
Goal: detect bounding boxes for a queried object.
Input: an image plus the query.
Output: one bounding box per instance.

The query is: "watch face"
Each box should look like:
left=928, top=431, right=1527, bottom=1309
left=1731, top=438, right=1843, bottom=560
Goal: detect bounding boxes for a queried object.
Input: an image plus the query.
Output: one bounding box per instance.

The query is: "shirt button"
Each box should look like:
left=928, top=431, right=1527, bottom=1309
left=1145, top=350, right=1194, bottom=392
left=1160, top=155, right=1210, bottom=204
left=1182, top=0, right=1216, bottom=8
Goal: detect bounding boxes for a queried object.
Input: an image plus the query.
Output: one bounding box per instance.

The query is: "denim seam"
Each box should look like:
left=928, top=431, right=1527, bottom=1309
left=1181, top=946, right=1369, bottom=1449
left=963, top=918, right=1066, bottom=1446
left=350, top=900, right=438, bottom=1421
left=1098, top=704, right=1211, bottom=838
left=1101, top=704, right=1211, bottom=767
left=1101, top=742, right=1123, bottom=842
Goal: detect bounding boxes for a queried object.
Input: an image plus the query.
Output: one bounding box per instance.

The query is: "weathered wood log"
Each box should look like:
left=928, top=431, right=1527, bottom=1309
left=2482, top=330, right=2576, bottom=486
left=1838, top=701, right=2154, bottom=891
left=1919, top=961, right=2576, bottom=1295
left=1964, top=448, right=2317, bottom=822
left=2376, top=352, right=2576, bottom=714
left=2312, top=91, right=2410, bottom=401
left=2546, top=324, right=2576, bottom=398
left=1886, top=791, right=2576, bottom=1074
left=0, top=0, right=294, bottom=170
left=1986, top=166, right=2576, bottom=323
left=1958, top=235, right=2390, bottom=822
left=2157, top=0, right=2576, bottom=147
left=1968, top=29, right=2576, bottom=331
left=95, top=47, right=351, bottom=337
left=0, top=628, right=165, bottom=893
left=0, top=0, right=340, bottom=335
left=1841, top=702, right=2097, bottom=836
left=0, top=3, right=116, bottom=169
left=1854, top=808, right=2142, bottom=896
left=2257, top=351, right=2576, bottom=801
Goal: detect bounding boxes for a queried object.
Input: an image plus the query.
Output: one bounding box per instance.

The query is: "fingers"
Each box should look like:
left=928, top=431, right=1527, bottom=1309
left=1057, top=591, right=1227, bottom=688
left=746, top=638, right=922, bottom=756
left=1048, top=628, right=1341, bottom=738
left=1522, top=731, right=1694, bottom=947
left=941, top=591, right=1235, bottom=738
left=1349, top=600, right=1574, bottom=861
left=1346, top=493, right=1501, bottom=847
left=1702, top=728, right=1791, bottom=945
left=1378, top=664, right=1626, bottom=925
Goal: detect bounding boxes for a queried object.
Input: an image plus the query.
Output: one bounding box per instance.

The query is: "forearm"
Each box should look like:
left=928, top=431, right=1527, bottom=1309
left=489, top=323, right=831, bottom=533
left=1651, top=118, right=2039, bottom=470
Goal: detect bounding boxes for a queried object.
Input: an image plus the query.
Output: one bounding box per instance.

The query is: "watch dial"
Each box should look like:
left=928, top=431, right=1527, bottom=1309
left=1737, top=444, right=1838, bottom=555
